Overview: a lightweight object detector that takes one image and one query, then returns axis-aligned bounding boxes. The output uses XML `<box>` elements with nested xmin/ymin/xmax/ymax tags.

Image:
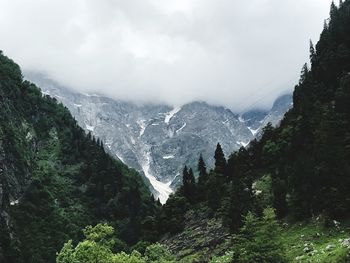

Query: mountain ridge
<box><xmin>25</xmin><ymin>72</ymin><xmax>292</xmax><ymax>203</ymax></box>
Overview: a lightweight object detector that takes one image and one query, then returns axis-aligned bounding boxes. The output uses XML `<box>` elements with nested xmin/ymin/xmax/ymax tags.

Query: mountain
<box><xmin>25</xmin><ymin>72</ymin><xmax>292</xmax><ymax>203</ymax></box>
<box><xmin>241</xmin><ymin>94</ymin><xmax>293</xmax><ymax>137</ymax></box>
<box><xmin>0</xmin><ymin>52</ymin><xmax>157</xmax><ymax>263</ymax></box>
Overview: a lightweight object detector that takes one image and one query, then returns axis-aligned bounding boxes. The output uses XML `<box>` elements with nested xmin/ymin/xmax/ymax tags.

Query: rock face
<box><xmin>25</xmin><ymin>72</ymin><xmax>292</xmax><ymax>203</ymax></box>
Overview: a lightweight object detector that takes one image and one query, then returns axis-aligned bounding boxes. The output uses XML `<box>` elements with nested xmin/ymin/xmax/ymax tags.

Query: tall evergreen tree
<box><xmin>197</xmin><ymin>154</ymin><xmax>208</xmax><ymax>185</ymax></box>
<box><xmin>309</xmin><ymin>40</ymin><xmax>316</xmax><ymax>64</ymax></box>
<box><xmin>214</xmin><ymin>143</ymin><xmax>226</xmax><ymax>175</ymax></box>
<box><xmin>182</xmin><ymin>166</ymin><xmax>196</xmax><ymax>203</ymax></box>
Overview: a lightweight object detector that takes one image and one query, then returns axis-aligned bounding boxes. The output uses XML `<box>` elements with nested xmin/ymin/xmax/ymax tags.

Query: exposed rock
<box><xmin>25</xmin><ymin>72</ymin><xmax>292</xmax><ymax>202</ymax></box>
<box><xmin>340</xmin><ymin>238</ymin><xmax>350</xmax><ymax>249</ymax></box>
<box><xmin>325</xmin><ymin>244</ymin><xmax>335</xmax><ymax>251</ymax></box>
<box><xmin>161</xmin><ymin>210</ymin><xmax>231</xmax><ymax>262</ymax></box>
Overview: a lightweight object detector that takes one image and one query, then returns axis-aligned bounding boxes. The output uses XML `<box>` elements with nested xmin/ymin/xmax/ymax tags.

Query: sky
<box><xmin>0</xmin><ymin>0</ymin><xmax>333</xmax><ymax>112</ymax></box>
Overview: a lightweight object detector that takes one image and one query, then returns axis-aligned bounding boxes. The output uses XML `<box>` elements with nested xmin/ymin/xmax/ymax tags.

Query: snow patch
<box><xmin>142</xmin><ymin>152</ymin><xmax>173</xmax><ymax>204</ymax></box>
<box><xmin>41</xmin><ymin>90</ymin><xmax>63</xmax><ymax>99</ymax></box>
<box><xmin>176</xmin><ymin>123</ymin><xmax>187</xmax><ymax>133</ymax></box>
<box><xmin>137</xmin><ymin>120</ymin><xmax>147</xmax><ymax>137</ymax></box>
<box><xmin>53</xmin><ymin>94</ymin><xmax>63</xmax><ymax>99</ymax></box>
<box><xmin>105</xmin><ymin>140</ymin><xmax>113</xmax><ymax>150</ymax></box>
<box><xmin>86</xmin><ymin>124</ymin><xmax>95</xmax><ymax>132</ymax></box>
<box><xmin>42</xmin><ymin>90</ymin><xmax>51</xmax><ymax>96</ymax></box>
<box><xmin>116</xmin><ymin>154</ymin><xmax>124</xmax><ymax>163</ymax></box>
<box><xmin>164</xmin><ymin>107</ymin><xmax>181</xmax><ymax>124</ymax></box>
<box><xmin>237</xmin><ymin>141</ymin><xmax>249</xmax><ymax>148</ymax></box>
<box><xmin>222</xmin><ymin>119</ymin><xmax>229</xmax><ymax>124</ymax></box>
<box><xmin>82</xmin><ymin>93</ymin><xmax>100</xmax><ymax>97</ymax></box>
<box><xmin>239</xmin><ymin>116</ymin><xmax>245</xmax><ymax>123</ymax></box>
<box><xmin>74</xmin><ymin>103</ymin><xmax>82</xmax><ymax>107</ymax></box>
<box><xmin>248</xmin><ymin>127</ymin><xmax>259</xmax><ymax>136</ymax></box>
<box><xmin>163</xmin><ymin>155</ymin><xmax>174</xmax><ymax>159</ymax></box>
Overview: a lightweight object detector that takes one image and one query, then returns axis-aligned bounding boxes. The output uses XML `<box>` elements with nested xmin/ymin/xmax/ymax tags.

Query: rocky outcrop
<box><xmin>161</xmin><ymin>210</ymin><xmax>231</xmax><ymax>262</ymax></box>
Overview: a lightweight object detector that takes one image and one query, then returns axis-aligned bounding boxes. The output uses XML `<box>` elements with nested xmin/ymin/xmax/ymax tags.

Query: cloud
<box><xmin>0</xmin><ymin>0</ymin><xmax>332</xmax><ymax>111</ymax></box>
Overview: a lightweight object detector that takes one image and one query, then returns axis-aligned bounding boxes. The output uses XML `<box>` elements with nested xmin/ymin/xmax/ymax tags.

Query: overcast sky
<box><xmin>0</xmin><ymin>0</ymin><xmax>333</xmax><ymax>112</ymax></box>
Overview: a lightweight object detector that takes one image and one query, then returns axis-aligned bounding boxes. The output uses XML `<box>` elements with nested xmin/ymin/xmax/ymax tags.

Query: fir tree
<box><xmin>214</xmin><ymin>143</ymin><xmax>226</xmax><ymax>175</ymax></box>
<box><xmin>197</xmin><ymin>154</ymin><xmax>208</xmax><ymax>186</ymax></box>
<box><xmin>182</xmin><ymin>166</ymin><xmax>196</xmax><ymax>203</ymax></box>
<box><xmin>233</xmin><ymin>209</ymin><xmax>287</xmax><ymax>263</ymax></box>
<box><xmin>299</xmin><ymin>63</ymin><xmax>309</xmax><ymax>84</ymax></box>
<box><xmin>309</xmin><ymin>40</ymin><xmax>315</xmax><ymax>64</ymax></box>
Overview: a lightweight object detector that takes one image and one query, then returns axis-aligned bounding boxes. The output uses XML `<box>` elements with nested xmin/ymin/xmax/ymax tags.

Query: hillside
<box><xmin>0</xmin><ymin>52</ymin><xmax>157</xmax><ymax>263</ymax></box>
<box><xmin>155</xmin><ymin>1</ymin><xmax>350</xmax><ymax>262</ymax></box>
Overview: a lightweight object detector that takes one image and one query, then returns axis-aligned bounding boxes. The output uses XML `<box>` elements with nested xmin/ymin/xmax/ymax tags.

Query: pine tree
<box><xmin>188</xmin><ymin>168</ymin><xmax>196</xmax><ymax>187</ymax></box>
<box><xmin>330</xmin><ymin>1</ymin><xmax>338</xmax><ymax>18</ymax></box>
<box><xmin>182</xmin><ymin>166</ymin><xmax>196</xmax><ymax>203</ymax></box>
<box><xmin>182</xmin><ymin>165</ymin><xmax>189</xmax><ymax>186</ymax></box>
<box><xmin>299</xmin><ymin>63</ymin><xmax>309</xmax><ymax>84</ymax></box>
<box><xmin>207</xmin><ymin>172</ymin><xmax>222</xmax><ymax>212</ymax></box>
<box><xmin>223</xmin><ymin>180</ymin><xmax>247</xmax><ymax>232</ymax></box>
<box><xmin>197</xmin><ymin>154</ymin><xmax>208</xmax><ymax>185</ymax></box>
<box><xmin>309</xmin><ymin>40</ymin><xmax>315</xmax><ymax>63</ymax></box>
<box><xmin>197</xmin><ymin>154</ymin><xmax>208</xmax><ymax>202</ymax></box>
<box><xmin>233</xmin><ymin>209</ymin><xmax>287</xmax><ymax>263</ymax></box>
<box><xmin>214</xmin><ymin>143</ymin><xmax>226</xmax><ymax>175</ymax></box>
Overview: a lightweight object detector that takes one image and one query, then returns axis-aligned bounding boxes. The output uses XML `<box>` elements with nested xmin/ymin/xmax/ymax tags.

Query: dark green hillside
<box><xmin>0</xmin><ymin>52</ymin><xmax>158</xmax><ymax>263</ymax></box>
<box><xmin>155</xmin><ymin>1</ymin><xmax>350</xmax><ymax>262</ymax></box>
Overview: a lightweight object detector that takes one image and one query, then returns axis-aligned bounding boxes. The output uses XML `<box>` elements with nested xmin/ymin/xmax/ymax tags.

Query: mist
<box><xmin>0</xmin><ymin>0</ymin><xmax>333</xmax><ymax>111</ymax></box>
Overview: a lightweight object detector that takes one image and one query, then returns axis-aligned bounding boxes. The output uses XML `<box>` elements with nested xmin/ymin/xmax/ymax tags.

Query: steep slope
<box><xmin>0</xmin><ymin>52</ymin><xmax>157</xmax><ymax>263</ymax></box>
<box><xmin>25</xmin><ymin>72</ymin><xmax>292</xmax><ymax>203</ymax></box>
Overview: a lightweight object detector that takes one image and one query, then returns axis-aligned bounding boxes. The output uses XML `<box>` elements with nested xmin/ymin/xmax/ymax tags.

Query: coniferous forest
<box><xmin>1</xmin><ymin>1</ymin><xmax>350</xmax><ymax>262</ymax></box>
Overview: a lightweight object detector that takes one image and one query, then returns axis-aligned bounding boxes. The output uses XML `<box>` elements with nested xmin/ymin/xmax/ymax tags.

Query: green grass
<box><xmin>279</xmin><ymin>220</ymin><xmax>350</xmax><ymax>262</ymax></box>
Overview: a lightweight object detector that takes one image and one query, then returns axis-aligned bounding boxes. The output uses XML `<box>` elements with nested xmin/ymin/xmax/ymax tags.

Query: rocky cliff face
<box><xmin>26</xmin><ymin>72</ymin><xmax>292</xmax><ymax>203</ymax></box>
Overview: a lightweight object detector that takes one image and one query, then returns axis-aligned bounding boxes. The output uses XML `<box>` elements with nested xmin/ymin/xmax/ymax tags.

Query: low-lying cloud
<box><xmin>0</xmin><ymin>0</ymin><xmax>332</xmax><ymax>111</ymax></box>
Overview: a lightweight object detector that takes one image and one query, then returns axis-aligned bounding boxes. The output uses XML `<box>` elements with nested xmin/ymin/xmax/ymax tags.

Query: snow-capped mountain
<box><xmin>25</xmin><ymin>72</ymin><xmax>292</xmax><ymax>203</ymax></box>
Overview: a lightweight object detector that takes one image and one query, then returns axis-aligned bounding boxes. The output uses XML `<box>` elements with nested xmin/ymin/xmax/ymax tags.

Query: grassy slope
<box><xmin>162</xmin><ymin>211</ymin><xmax>350</xmax><ymax>263</ymax></box>
<box><xmin>280</xmin><ymin>220</ymin><xmax>350</xmax><ymax>263</ymax></box>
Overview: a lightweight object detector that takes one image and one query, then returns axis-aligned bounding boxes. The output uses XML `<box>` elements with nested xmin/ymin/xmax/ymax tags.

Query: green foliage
<box><xmin>210</xmin><ymin>251</ymin><xmax>234</xmax><ymax>263</ymax></box>
<box><xmin>232</xmin><ymin>208</ymin><xmax>287</xmax><ymax>263</ymax></box>
<box><xmin>113</xmin><ymin>251</ymin><xmax>145</xmax><ymax>263</ymax></box>
<box><xmin>278</xmin><ymin>219</ymin><xmax>350</xmax><ymax>263</ymax></box>
<box><xmin>144</xmin><ymin>243</ymin><xmax>176</xmax><ymax>263</ymax></box>
<box><xmin>56</xmin><ymin>224</ymin><xmax>174</xmax><ymax>263</ymax></box>
<box><xmin>157</xmin><ymin>195</ymin><xmax>189</xmax><ymax>235</ymax></box>
<box><xmin>0</xmin><ymin>51</ymin><xmax>157</xmax><ymax>263</ymax></box>
<box><xmin>83</xmin><ymin>223</ymin><xmax>115</xmax><ymax>248</ymax></box>
<box><xmin>57</xmin><ymin>224</ymin><xmax>118</xmax><ymax>263</ymax></box>
<box><xmin>182</xmin><ymin>166</ymin><xmax>197</xmax><ymax>203</ymax></box>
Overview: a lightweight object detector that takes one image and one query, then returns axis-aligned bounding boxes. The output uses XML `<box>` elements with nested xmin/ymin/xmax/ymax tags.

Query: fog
<box><xmin>0</xmin><ymin>0</ymin><xmax>333</xmax><ymax>111</ymax></box>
